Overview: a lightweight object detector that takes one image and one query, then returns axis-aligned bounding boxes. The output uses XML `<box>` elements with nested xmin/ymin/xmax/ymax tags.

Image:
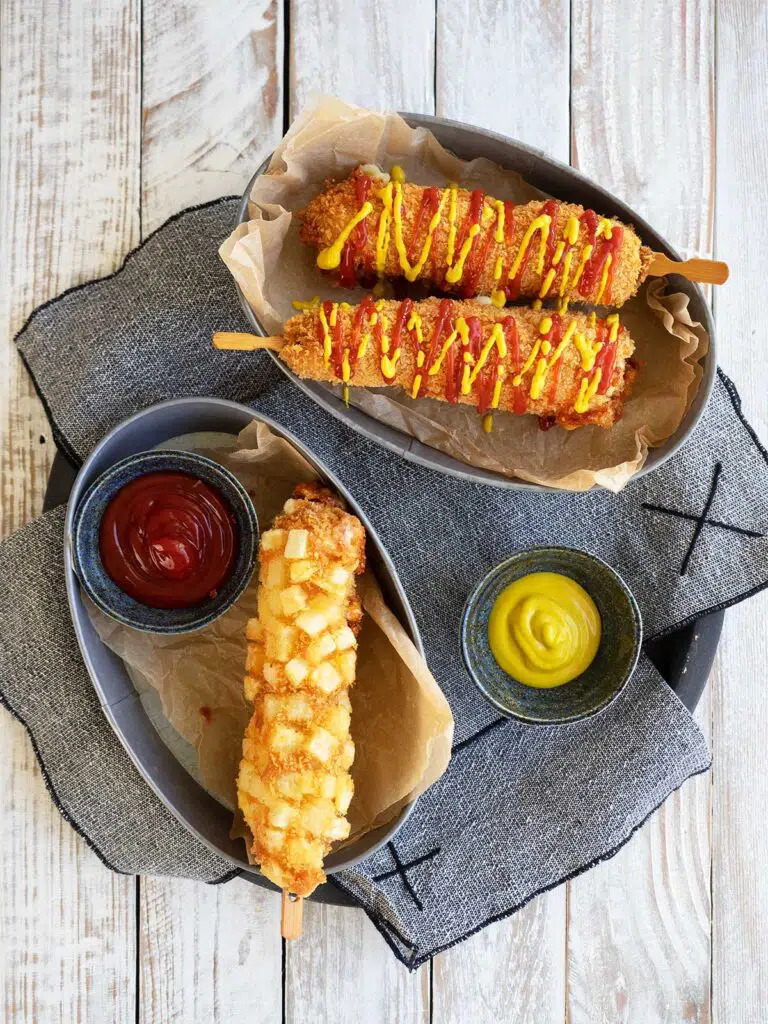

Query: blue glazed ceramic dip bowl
<box><xmin>72</xmin><ymin>449</ymin><xmax>258</xmax><ymax>634</ymax></box>
<box><xmin>461</xmin><ymin>547</ymin><xmax>642</xmax><ymax>724</ymax></box>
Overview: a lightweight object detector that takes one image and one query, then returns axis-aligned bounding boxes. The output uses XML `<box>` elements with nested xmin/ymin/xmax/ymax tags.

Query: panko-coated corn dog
<box><xmin>299</xmin><ymin>166</ymin><xmax>653</xmax><ymax>308</ymax></box>
<box><xmin>237</xmin><ymin>483</ymin><xmax>365</xmax><ymax>897</ymax></box>
<box><xmin>279</xmin><ymin>296</ymin><xmax>635</xmax><ymax>431</ymax></box>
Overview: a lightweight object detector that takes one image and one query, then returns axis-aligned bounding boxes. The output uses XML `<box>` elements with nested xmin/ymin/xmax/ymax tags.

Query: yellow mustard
<box><xmin>488</xmin><ymin>572</ymin><xmax>601</xmax><ymax>688</ymax></box>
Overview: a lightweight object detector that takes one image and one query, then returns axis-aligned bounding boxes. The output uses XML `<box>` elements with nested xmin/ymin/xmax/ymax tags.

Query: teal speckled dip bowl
<box><xmin>461</xmin><ymin>547</ymin><xmax>642</xmax><ymax>725</ymax></box>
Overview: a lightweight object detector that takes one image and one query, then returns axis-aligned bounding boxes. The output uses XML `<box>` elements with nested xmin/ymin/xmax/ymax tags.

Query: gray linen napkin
<box><xmin>4</xmin><ymin>198</ymin><xmax>767</xmax><ymax>967</ymax></box>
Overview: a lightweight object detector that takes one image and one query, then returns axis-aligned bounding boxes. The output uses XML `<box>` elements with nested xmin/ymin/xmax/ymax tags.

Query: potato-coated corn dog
<box><xmin>237</xmin><ymin>483</ymin><xmax>365</xmax><ymax>897</ymax></box>
<box><xmin>279</xmin><ymin>297</ymin><xmax>635</xmax><ymax>430</ymax></box>
<box><xmin>299</xmin><ymin>166</ymin><xmax>653</xmax><ymax>308</ymax></box>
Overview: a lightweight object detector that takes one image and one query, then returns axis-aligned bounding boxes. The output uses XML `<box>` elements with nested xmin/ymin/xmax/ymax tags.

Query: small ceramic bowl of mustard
<box><xmin>461</xmin><ymin>547</ymin><xmax>642</xmax><ymax>725</ymax></box>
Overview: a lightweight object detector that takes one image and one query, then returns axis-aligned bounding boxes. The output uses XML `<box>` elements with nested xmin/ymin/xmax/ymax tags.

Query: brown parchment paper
<box><xmin>85</xmin><ymin>422</ymin><xmax>454</xmax><ymax>848</ymax></box>
<box><xmin>220</xmin><ymin>95</ymin><xmax>709</xmax><ymax>492</ymax></box>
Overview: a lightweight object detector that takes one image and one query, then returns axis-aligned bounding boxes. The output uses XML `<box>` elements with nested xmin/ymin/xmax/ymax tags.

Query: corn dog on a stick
<box><xmin>237</xmin><ymin>482</ymin><xmax>366</xmax><ymax>897</ymax></box>
<box><xmin>276</xmin><ymin>296</ymin><xmax>635</xmax><ymax>431</ymax></box>
<box><xmin>299</xmin><ymin>166</ymin><xmax>654</xmax><ymax>308</ymax></box>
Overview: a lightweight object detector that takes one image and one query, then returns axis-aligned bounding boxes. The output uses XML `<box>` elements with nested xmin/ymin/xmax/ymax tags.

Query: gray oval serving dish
<box><xmin>64</xmin><ymin>397</ymin><xmax>422</xmax><ymax>898</ymax></box>
<box><xmin>235</xmin><ymin>112</ymin><xmax>715</xmax><ymax>492</ymax></box>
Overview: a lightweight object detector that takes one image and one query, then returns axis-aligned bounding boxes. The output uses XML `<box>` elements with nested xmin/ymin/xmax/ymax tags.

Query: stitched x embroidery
<box><xmin>372</xmin><ymin>842</ymin><xmax>440</xmax><ymax>911</ymax></box>
<box><xmin>642</xmin><ymin>462</ymin><xmax>764</xmax><ymax>576</ymax></box>
<box><xmin>452</xmin><ymin>717</ymin><xmax>506</xmax><ymax>753</ymax></box>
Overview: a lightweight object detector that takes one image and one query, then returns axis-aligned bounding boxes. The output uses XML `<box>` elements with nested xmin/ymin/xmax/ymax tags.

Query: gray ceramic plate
<box><xmin>63</xmin><ymin>397</ymin><xmax>423</xmax><ymax>896</ymax></box>
<box><xmin>235</xmin><ymin>112</ymin><xmax>715</xmax><ymax>492</ymax></box>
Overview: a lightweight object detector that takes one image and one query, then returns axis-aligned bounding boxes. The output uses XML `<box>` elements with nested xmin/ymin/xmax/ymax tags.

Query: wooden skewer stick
<box><xmin>647</xmin><ymin>253</ymin><xmax>729</xmax><ymax>285</ymax></box>
<box><xmin>213</xmin><ymin>331</ymin><xmax>284</xmax><ymax>352</ymax></box>
<box><xmin>281</xmin><ymin>890</ymin><xmax>304</xmax><ymax>940</ymax></box>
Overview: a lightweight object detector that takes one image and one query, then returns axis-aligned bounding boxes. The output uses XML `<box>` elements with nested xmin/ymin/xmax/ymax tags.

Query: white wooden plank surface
<box><xmin>289</xmin><ymin>0</ymin><xmax>436</xmax><ymax>119</ymax></box>
<box><xmin>712</xmin><ymin>1</ymin><xmax>768</xmax><ymax>1017</ymax></box>
<box><xmin>141</xmin><ymin>0</ymin><xmax>283</xmax><ymax>234</ymax></box>
<box><xmin>0</xmin><ymin>1</ymin><xmax>140</xmax><ymax>1021</ymax></box>
<box><xmin>567</xmin><ymin>2</ymin><xmax>715</xmax><ymax>1021</ymax></box>
<box><xmin>285</xmin><ymin>3</ymin><xmax>435</xmax><ymax>1018</ymax></box>
<box><xmin>139</xmin><ymin>877</ymin><xmax>281</xmax><ymax>1024</ymax></box>
<box><xmin>436</xmin><ymin>0</ymin><xmax>571</xmax><ymax>163</ymax></box>
<box><xmin>432</xmin><ymin>4</ymin><xmax>570</xmax><ymax>1019</ymax></box>
<box><xmin>286</xmin><ymin>901</ymin><xmax>430</xmax><ymax>1024</ymax></box>
<box><xmin>137</xmin><ymin>3</ymin><xmax>284</xmax><ymax>1019</ymax></box>
<box><xmin>3</xmin><ymin>0</ymin><xmax>768</xmax><ymax>1020</ymax></box>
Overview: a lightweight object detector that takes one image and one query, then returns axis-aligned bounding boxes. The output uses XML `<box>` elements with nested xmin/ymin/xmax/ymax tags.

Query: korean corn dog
<box><xmin>237</xmin><ymin>483</ymin><xmax>365</xmax><ymax>897</ymax></box>
<box><xmin>299</xmin><ymin>166</ymin><xmax>653</xmax><ymax>308</ymax></box>
<box><xmin>279</xmin><ymin>297</ymin><xmax>635</xmax><ymax>430</ymax></box>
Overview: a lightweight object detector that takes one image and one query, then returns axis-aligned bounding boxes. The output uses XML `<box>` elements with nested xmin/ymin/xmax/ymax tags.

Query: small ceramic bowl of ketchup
<box><xmin>72</xmin><ymin>450</ymin><xmax>258</xmax><ymax>633</ymax></box>
<box><xmin>461</xmin><ymin>547</ymin><xmax>642</xmax><ymax>725</ymax></box>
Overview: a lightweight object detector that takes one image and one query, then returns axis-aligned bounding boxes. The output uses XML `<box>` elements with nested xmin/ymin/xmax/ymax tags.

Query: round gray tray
<box><xmin>46</xmin><ymin>451</ymin><xmax>722</xmax><ymax>906</ymax></box>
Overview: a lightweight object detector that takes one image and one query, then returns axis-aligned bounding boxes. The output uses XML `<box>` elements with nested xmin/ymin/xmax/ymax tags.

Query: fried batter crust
<box><xmin>299</xmin><ymin>168</ymin><xmax>653</xmax><ymax>307</ymax></box>
<box><xmin>279</xmin><ymin>297</ymin><xmax>635</xmax><ymax>430</ymax></box>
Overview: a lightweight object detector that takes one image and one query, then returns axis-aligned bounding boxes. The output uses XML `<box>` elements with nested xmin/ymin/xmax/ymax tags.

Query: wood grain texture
<box><xmin>712</xmin><ymin>2</ymin><xmax>768</xmax><ymax>1017</ymax></box>
<box><xmin>567</xmin><ymin>699</ymin><xmax>712</xmax><ymax>1024</ymax></box>
<box><xmin>138</xmin><ymin>877</ymin><xmax>281</xmax><ymax>1023</ymax></box>
<box><xmin>432</xmin><ymin>896</ymin><xmax>566</xmax><ymax>1024</ymax></box>
<box><xmin>289</xmin><ymin>0</ymin><xmax>436</xmax><ymax>119</ymax></box>
<box><xmin>0</xmin><ymin>0</ymin><xmax>140</xmax><ymax>1021</ymax></box>
<box><xmin>285</xmin><ymin>900</ymin><xmax>429</xmax><ymax>1024</ymax></box>
<box><xmin>435</xmin><ymin>0</ymin><xmax>570</xmax><ymax>161</ymax></box>
<box><xmin>136</xmin><ymin>4</ymin><xmax>286</xmax><ymax>1018</ymax></box>
<box><xmin>431</xmin><ymin>6</ymin><xmax>569</xmax><ymax>1018</ymax></box>
<box><xmin>567</xmin><ymin>2</ymin><xmax>715</xmax><ymax>1021</ymax></box>
<box><xmin>141</xmin><ymin>0</ymin><xmax>283</xmax><ymax>234</ymax></box>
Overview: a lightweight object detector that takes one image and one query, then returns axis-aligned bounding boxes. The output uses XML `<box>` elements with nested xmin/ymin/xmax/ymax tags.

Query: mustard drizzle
<box><xmin>316</xmin><ymin>168</ymin><xmax>625</xmax><ymax>311</ymax></box>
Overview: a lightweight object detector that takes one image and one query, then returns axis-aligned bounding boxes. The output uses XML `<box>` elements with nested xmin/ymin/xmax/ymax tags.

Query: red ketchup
<box><xmin>99</xmin><ymin>472</ymin><xmax>237</xmax><ymax>609</ymax></box>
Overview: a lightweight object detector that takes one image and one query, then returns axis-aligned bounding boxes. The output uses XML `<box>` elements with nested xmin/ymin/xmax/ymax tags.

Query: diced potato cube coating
<box><xmin>334</xmin><ymin>626</ymin><xmax>356</xmax><ymax>651</ymax></box>
<box><xmin>262</xmin><ymin>662</ymin><xmax>280</xmax><ymax>687</ymax></box>
<box><xmin>262</xmin><ymin>694</ymin><xmax>282</xmax><ymax>720</ymax></box>
<box><xmin>311</xmin><ymin>662</ymin><xmax>341</xmax><ymax>695</ymax></box>
<box><xmin>280</xmin><ymin>585</ymin><xmax>308</xmax><ymax>617</ymax></box>
<box><xmin>318</xmin><ymin>774</ymin><xmax>336</xmax><ymax>799</ymax></box>
<box><xmin>289</xmin><ymin>560</ymin><xmax>316</xmax><ymax>583</ymax></box>
<box><xmin>328</xmin><ymin>567</ymin><xmax>350</xmax><ymax>587</ymax></box>
<box><xmin>296</xmin><ymin>609</ymin><xmax>328</xmax><ymax>637</ymax></box>
<box><xmin>335</xmin><ymin>775</ymin><xmax>354</xmax><ymax>814</ymax></box>
<box><xmin>261</xmin><ymin>829</ymin><xmax>286</xmax><ymax>852</ymax></box>
<box><xmin>263</xmin><ymin>557</ymin><xmax>287</xmax><ymax>590</ymax></box>
<box><xmin>286</xmin><ymin>836</ymin><xmax>324</xmax><ymax>869</ymax></box>
<box><xmin>238</xmin><ymin>485</ymin><xmax>365</xmax><ymax>897</ymax></box>
<box><xmin>260</xmin><ymin>528</ymin><xmax>286</xmax><ymax>552</ymax></box>
<box><xmin>285</xmin><ymin>658</ymin><xmax>310</xmax><ymax>687</ymax></box>
<box><xmin>337</xmin><ymin>650</ymin><xmax>357</xmax><ymax>684</ymax></box>
<box><xmin>269</xmin><ymin>801</ymin><xmax>297</xmax><ymax>829</ymax></box>
<box><xmin>285</xmin><ymin>695</ymin><xmax>313</xmax><ymax>721</ymax></box>
<box><xmin>270</xmin><ymin>723</ymin><xmax>302</xmax><ymax>752</ymax></box>
<box><xmin>307</xmin><ymin>727</ymin><xmax>338</xmax><ymax>763</ymax></box>
<box><xmin>284</xmin><ymin>528</ymin><xmax>309</xmax><ymax>559</ymax></box>
<box><xmin>322</xmin><ymin>703</ymin><xmax>351</xmax><ymax>739</ymax></box>
<box><xmin>265</xmin><ymin>625</ymin><xmax>296</xmax><ymax>663</ymax></box>
<box><xmin>307</xmin><ymin>633</ymin><xmax>336</xmax><ymax>665</ymax></box>
<box><xmin>303</xmin><ymin>798</ymin><xmax>336</xmax><ymax>837</ymax></box>
<box><xmin>245</xmin><ymin>644</ymin><xmax>264</xmax><ymax>674</ymax></box>
<box><xmin>327</xmin><ymin>816</ymin><xmax>351</xmax><ymax>841</ymax></box>
<box><xmin>246</xmin><ymin>618</ymin><xmax>263</xmax><ymax>641</ymax></box>
<box><xmin>243</xmin><ymin>674</ymin><xmax>259</xmax><ymax>701</ymax></box>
